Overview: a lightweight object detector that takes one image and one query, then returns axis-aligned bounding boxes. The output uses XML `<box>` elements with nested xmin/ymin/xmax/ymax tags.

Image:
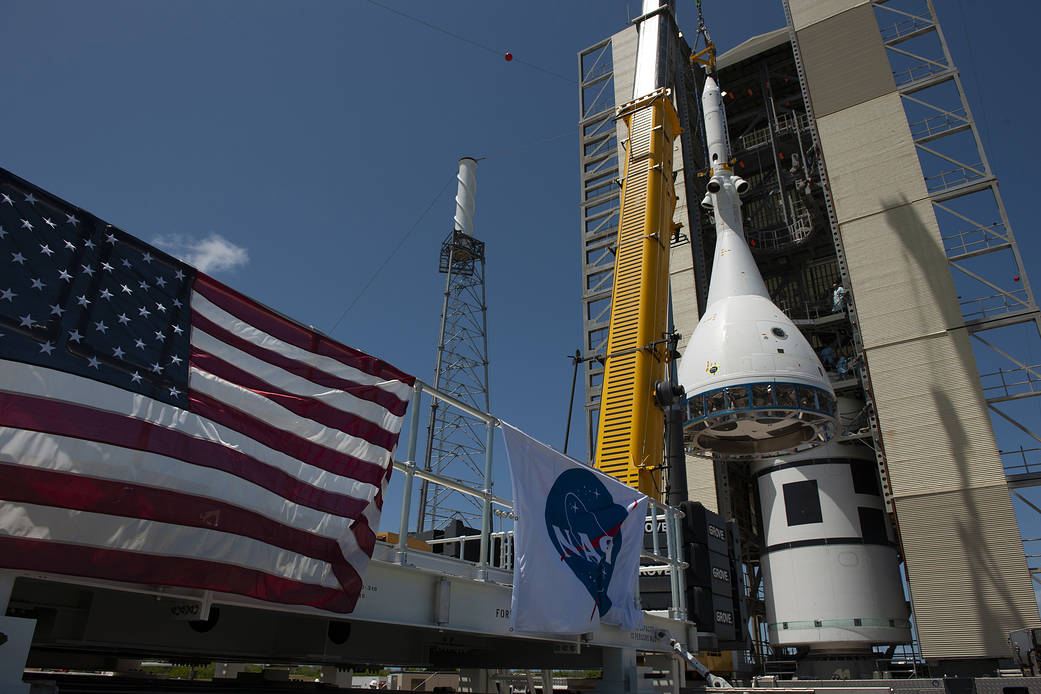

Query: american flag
<box><xmin>0</xmin><ymin>167</ymin><xmax>414</xmax><ymax>613</ymax></box>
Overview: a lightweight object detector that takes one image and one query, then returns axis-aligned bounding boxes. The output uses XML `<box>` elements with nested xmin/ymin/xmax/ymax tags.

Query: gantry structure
<box><xmin>578</xmin><ymin>0</ymin><xmax>1041</xmax><ymax>672</ymax></box>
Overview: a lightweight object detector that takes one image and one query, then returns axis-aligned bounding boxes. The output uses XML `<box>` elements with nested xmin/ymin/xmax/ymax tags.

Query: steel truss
<box><xmin>872</xmin><ymin>0</ymin><xmax>1041</xmax><ymax>589</ymax></box>
<box><xmin>417</xmin><ymin>229</ymin><xmax>491</xmax><ymax>532</ymax></box>
<box><xmin>578</xmin><ymin>37</ymin><xmax>621</xmax><ymax>461</ymax></box>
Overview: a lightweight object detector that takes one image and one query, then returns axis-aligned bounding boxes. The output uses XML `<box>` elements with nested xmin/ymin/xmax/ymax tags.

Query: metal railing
<box><xmin>941</xmin><ymin>221</ymin><xmax>1007</xmax><ymax>258</ymax></box>
<box><xmin>924</xmin><ymin>162</ymin><xmax>985</xmax><ymax>193</ymax></box>
<box><xmin>1002</xmin><ymin>447</ymin><xmax>1041</xmax><ymax>477</ymax></box>
<box><xmin>892</xmin><ymin>61</ymin><xmax>950</xmax><ymax>88</ymax></box>
<box><xmin>981</xmin><ymin>365</ymin><xmax>1041</xmax><ymax>402</ymax></box>
<box><xmin>909</xmin><ymin>108</ymin><xmax>967</xmax><ymax>140</ymax></box>
<box><xmin>959</xmin><ymin>289</ymin><xmax>1031</xmax><ymax>322</ymax></box>
<box><xmin>391</xmin><ymin>380</ymin><xmax>690</xmax><ymax>619</ymax></box>
<box><xmin>879</xmin><ymin>17</ymin><xmax>933</xmax><ymax>44</ymax></box>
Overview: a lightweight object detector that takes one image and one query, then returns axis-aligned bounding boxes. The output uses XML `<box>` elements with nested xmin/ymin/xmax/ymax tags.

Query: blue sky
<box><xmin>3</xmin><ymin>1</ymin><xmax>1040</xmax><ymax>536</ymax></box>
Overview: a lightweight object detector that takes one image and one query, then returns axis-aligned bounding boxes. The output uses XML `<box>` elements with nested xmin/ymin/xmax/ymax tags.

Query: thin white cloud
<box><xmin>153</xmin><ymin>233</ymin><xmax>249</xmax><ymax>274</ymax></box>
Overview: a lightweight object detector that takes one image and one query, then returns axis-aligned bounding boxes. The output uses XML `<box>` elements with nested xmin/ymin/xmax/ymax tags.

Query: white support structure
<box><xmin>0</xmin><ymin>573</ymin><xmax>32</xmax><ymax>694</ymax></box>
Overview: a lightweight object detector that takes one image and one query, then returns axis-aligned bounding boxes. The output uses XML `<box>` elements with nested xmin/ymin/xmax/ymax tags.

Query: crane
<box><xmin>592</xmin><ymin>1</ymin><xmax>681</xmax><ymax>498</ymax></box>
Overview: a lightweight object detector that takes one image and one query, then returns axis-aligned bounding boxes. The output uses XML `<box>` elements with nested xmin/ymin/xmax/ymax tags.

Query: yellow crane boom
<box><xmin>593</xmin><ymin>88</ymin><xmax>681</xmax><ymax>497</ymax></box>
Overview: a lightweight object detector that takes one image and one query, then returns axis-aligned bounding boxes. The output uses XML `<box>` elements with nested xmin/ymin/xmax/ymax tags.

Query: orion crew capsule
<box><xmin>676</xmin><ymin>77</ymin><xmax>837</xmax><ymax>458</ymax></box>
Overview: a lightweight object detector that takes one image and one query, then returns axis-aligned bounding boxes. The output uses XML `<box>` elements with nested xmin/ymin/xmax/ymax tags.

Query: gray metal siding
<box><xmin>896</xmin><ymin>487</ymin><xmax>1039</xmax><ymax>659</ymax></box>
<box><xmin>795</xmin><ymin>4</ymin><xmax>895</xmax><ymax>118</ymax></box>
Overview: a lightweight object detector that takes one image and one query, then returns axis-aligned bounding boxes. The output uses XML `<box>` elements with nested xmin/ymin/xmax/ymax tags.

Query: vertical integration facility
<box><xmin>577</xmin><ymin>0</ymin><xmax>1041</xmax><ymax>673</ymax></box>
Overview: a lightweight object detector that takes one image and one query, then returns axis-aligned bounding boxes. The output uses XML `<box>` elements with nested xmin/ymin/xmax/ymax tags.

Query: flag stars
<box><xmin>151</xmin><ymin>362</ymin><xmax>162</xmax><ymax>373</ymax></box>
<box><xmin>134</xmin><ymin>338</ymin><xmax>146</xmax><ymax>350</ymax></box>
<box><xmin>20</xmin><ymin>219</ymin><xmax>33</xmax><ymax>230</ymax></box>
<box><xmin>172</xmin><ymin>298</ymin><xmax>183</xmax><ymax>308</ymax></box>
<box><xmin>156</xmin><ymin>303</ymin><xmax>167</xmax><ymax>313</ymax></box>
<box><xmin>81</xmin><ymin>264</ymin><xmax>95</xmax><ymax>277</ymax></box>
<box><xmin>64</xmin><ymin>240</ymin><xmax>76</xmax><ymax>251</ymax></box>
<box><xmin>154</xmin><ymin>331</ymin><xmax>166</xmax><ymax>342</ymax></box>
<box><xmin>120</xmin><ymin>284</ymin><xmax>133</xmax><ymax>295</ymax></box>
<box><xmin>139</xmin><ymin>280</ymin><xmax>150</xmax><ymax>290</ymax></box>
<box><xmin>87</xmin><ymin>356</ymin><xmax>101</xmax><ymax>370</ymax></box>
<box><xmin>116</xmin><ymin>313</ymin><xmax>130</xmax><ymax>325</ymax></box>
<box><xmin>39</xmin><ymin>341</ymin><xmax>54</xmax><ymax>355</ymax></box>
<box><xmin>113</xmin><ymin>346</ymin><xmax>125</xmax><ymax>359</ymax></box>
<box><xmin>30</xmin><ymin>278</ymin><xmax>45</xmax><ymax>290</ymax></box>
<box><xmin>105</xmin><ymin>233</ymin><xmax>117</xmax><ymax>244</ymax></box>
<box><xmin>24</xmin><ymin>193</ymin><xmax>37</xmax><ymax>205</ymax></box>
<box><xmin>68</xmin><ymin>329</ymin><xmax>83</xmax><ymax>343</ymax></box>
<box><xmin>43</xmin><ymin>217</ymin><xmax>56</xmax><ymax>229</ymax></box>
<box><xmin>168</xmin><ymin>386</ymin><xmax>180</xmax><ymax>397</ymax></box>
<box><xmin>95</xmin><ymin>321</ymin><xmax>109</xmax><ymax>334</ymax></box>
<box><xmin>11</xmin><ymin>252</ymin><xmax>26</xmax><ymax>264</ymax></box>
<box><xmin>99</xmin><ymin>288</ymin><xmax>113</xmax><ymax>300</ymax></box>
<box><xmin>40</xmin><ymin>244</ymin><xmax>53</xmax><ymax>257</ymax></box>
<box><xmin>83</xmin><ymin>239</ymin><xmax>95</xmax><ymax>249</ymax></box>
<box><xmin>142</xmin><ymin>252</ymin><xmax>153</xmax><ymax>263</ymax></box>
<box><xmin>121</xmin><ymin>258</ymin><xmax>132</xmax><ymax>269</ymax></box>
<box><xmin>19</xmin><ymin>314</ymin><xmax>36</xmax><ymax>328</ymax></box>
<box><xmin>0</xmin><ymin>227</ymin><xmax>6</xmax><ymax>239</ymax></box>
<box><xmin>138</xmin><ymin>306</ymin><xmax>151</xmax><ymax>317</ymax></box>
<box><xmin>170</xmin><ymin>355</ymin><xmax>183</xmax><ymax>366</ymax></box>
<box><xmin>76</xmin><ymin>295</ymin><xmax>91</xmax><ymax>308</ymax></box>
<box><xmin>0</xmin><ymin>289</ymin><xmax>15</xmax><ymax>302</ymax></box>
<box><xmin>155</xmin><ymin>276</ymin><xmax>167</xmax><ymax>288</ymax></box>
<box><xmin>58</xmin><ymin>269</ymin><xmax>72</xmax><ymax>282</ymax></box>
<box><xmin>66</xmin><ymin>214</ymin><xmax>79</xmax><ymax>226</ymax></box>
<box><xmin>130</xmin><ymin>371</ymin><xmax>142</xmax><ymax>384</ymax></box>
<box><xmin>101</xmin><ymin>261</ymin><xmax>113</xmax><ymax>272</ymax></box>
<box><xmin>50</xmin><ymin>304</ymin><xmax>65</xmax><ymax>317</ymax></box>
<box><xmin>1</xmin><ymin>194</ymin><xmax>13</xmax><ymax>205</ymax></box>
<box><xmin>171</xmin><ymin>324</ymin><xmax>183</xmax><ymax>335</ymax></box>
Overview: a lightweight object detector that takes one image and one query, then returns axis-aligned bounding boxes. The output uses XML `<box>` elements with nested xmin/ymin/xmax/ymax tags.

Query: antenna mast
<box><xmin>417</xmin><ymin>157</ymin><xmax>492</xmax><ymax>532</ymax></box>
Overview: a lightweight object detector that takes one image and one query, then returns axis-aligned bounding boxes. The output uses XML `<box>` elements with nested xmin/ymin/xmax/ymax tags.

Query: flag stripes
<box><xmin>0</xmin><ymin>366</ymin><xmax>383</xmax><ymax>503</ymax></box>
<box><xmin>0</xmin><ymin>425</ymin><xmax>375</xmax><ymax>535</ymax></box>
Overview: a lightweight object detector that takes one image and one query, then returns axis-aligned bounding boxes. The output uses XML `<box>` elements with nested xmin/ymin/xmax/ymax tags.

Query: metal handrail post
<box><xmin>650</xmin><ymin>500</ymin><xmax>662</xmax><ymax>558</ymax></box>
<box><xmin>477</xmin><ymin>419</ymin><xmax>496</xmax><ymax>580</ymax></box>
<box><xmin>664</xmin><ymin>505</ymin><xmax>681</xmax><ymax>619</ymax></box>
<box><xmin>397</xmin><ymin>382</ymin><xmax>424</xmax><ymax>563</ymax></box>
<box><xmin>672</xmin><ymin>507</ymin><xmax>688</xmax><ymax>620</ymax></box>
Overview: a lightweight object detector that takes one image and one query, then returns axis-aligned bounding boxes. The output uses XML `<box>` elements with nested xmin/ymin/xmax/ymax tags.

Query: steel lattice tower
<box><xmin>417</xmin><ymin>158</ymin><xmax>491</xmax><ymax>532</ymax></box>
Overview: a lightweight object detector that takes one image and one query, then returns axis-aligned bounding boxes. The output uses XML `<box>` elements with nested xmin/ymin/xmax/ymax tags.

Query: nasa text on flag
<box><xmin>0</xmin><ymin>167</ymin><xmax>413</xmax><ymax>614</ymax></box>
<box><xmin>502</xmin><ymin>423</ymin><xmax>647</xmax><ymax>634</ymax></box>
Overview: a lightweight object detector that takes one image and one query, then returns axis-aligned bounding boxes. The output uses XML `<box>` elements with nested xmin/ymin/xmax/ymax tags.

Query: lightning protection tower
<box><xmin>417</xmin><ymin>157</ymin><xmax>491</xmax><ymax>532</ymax></box>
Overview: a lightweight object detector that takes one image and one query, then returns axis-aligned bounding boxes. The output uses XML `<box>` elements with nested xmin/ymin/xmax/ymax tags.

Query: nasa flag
<box><xmin>502</xmin><ymin>424</ymin><xmax>648</xmax><ymax>634</ymax></box>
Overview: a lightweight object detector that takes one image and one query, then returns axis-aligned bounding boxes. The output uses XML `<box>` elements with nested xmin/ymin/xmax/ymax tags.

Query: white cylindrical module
<box><xmin>702</xmin><ymin>77</ymin><xmax>729</xmax><ymax>173</ymax></box>
<box><xmin>753</xmin><ymin>439</ymin><xmax>911</xmax><ymax>651</ymax></box>
<box><xmin>453</xmin><ymin>157</ymin><xmax>478</xmax><ymax>237</ymax></box>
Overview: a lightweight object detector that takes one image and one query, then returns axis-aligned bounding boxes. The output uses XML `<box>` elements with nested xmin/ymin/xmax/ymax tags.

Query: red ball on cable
<box><xmin>504</xmin><ymin>51</ymin><xmax>513</xmax><ymax>62</ymax></box>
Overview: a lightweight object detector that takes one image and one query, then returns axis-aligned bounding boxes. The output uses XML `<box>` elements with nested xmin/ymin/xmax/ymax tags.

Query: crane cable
<box><xmin>689</xmin><ymin>0</ymin><xmax>716</xmax><ymax>75</ymax></box>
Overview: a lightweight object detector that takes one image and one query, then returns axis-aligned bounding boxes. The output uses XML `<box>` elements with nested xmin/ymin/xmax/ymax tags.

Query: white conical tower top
<box><xmin>453</xmin><ymin>157</ymin><xmax>477</xmax><ymax>236</ymax></box>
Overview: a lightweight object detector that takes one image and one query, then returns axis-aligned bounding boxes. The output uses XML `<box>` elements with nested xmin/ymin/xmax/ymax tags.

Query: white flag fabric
<box><xmin>502</xmin><ymin>423</ymin><xmax>648</xmax><ymax>634</ymax></box>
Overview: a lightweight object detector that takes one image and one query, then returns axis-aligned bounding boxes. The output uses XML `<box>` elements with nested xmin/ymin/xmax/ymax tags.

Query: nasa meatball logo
<box><xmin>545</xmin><ymin>468</ymin><xmax>626</xmax><ymax>618</ymax></box>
